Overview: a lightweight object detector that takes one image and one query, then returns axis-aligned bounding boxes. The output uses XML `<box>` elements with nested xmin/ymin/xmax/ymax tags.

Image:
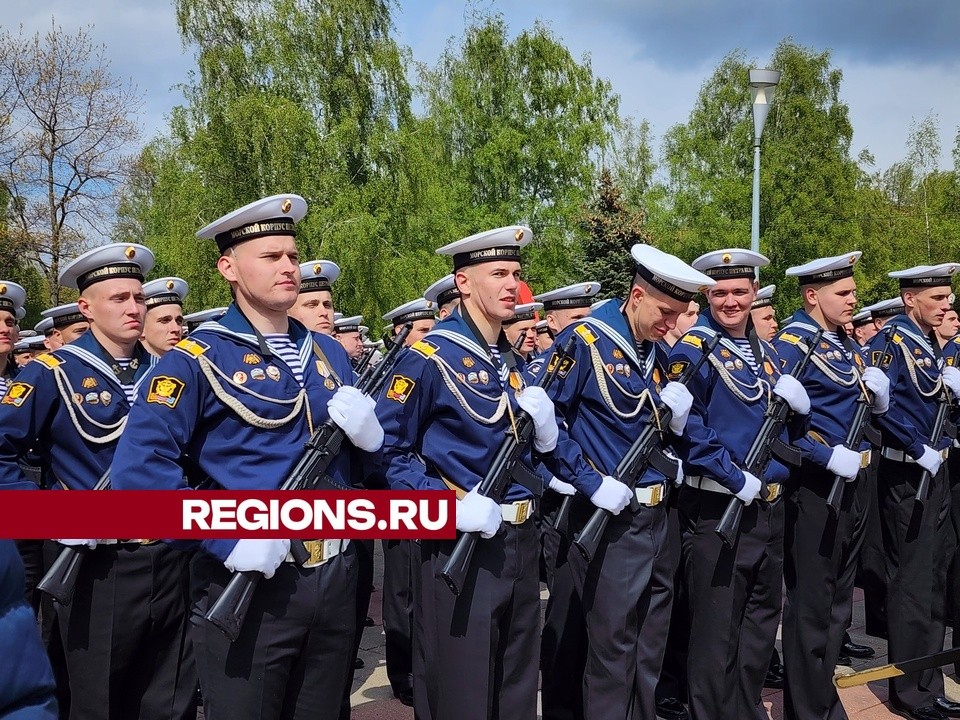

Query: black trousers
<box><xmin>947</xmin><ymin>449</ymin><xmax>960</xmax><ymax>676</ymax></box>
<box><xmin>56</xmin><ymin>543</ymin><xmax>196</xmax><ymax>720</ymax></box>
<box><xmin>381</xmin><ymin>538</ymin><xmax>415</xmax><ymax>697</ymax></box>
<box><xmin>338</xmin><ymin>538</ymin><xmax>374</xmax><ymax>720</ymax></box>
<box><xmin>678</xmin><ymin>487</ymin><xmax>783</xmax><ymax>720</ymax></box>
<box><xmin>855</xmin><ymin>452</ymin><xmax>887</xmax><ymax>638</ymax></box>
<box><xmin>570</xmin><ymin>498</ymin><xmax>673</xmax><ymax>720</ymax></box>
<box><xmin>782</xmin><ymin>463</ymin><xmax>867</xmax><ymax>720</ymax></box>
<box><xmin>538</xmin><ymin>491</ymin><xmax>564</xmax><ymax>589</ymax></box>
<box><xmin>416</xmin><ymin>521</ymin><xmax>540</xmax><ymax>720</ymax></box>
<box><xmin>191</xmin><ymin>546</ymin><xmax>358</xmax><ymax>720</ymax></box>
<box><xmin>540</xmin><ymin>494</ymin><xmax>585</xmax><ymax>720</ymax></box>
<box><xmin>655</xmin><ymin>497</ymin><xmax>689</xmax><ymax>705</ymax></box>
<box><xmin>877</xmin><ymin>457</ymin><xmax>951</xmax><ymax>710</ymax></box>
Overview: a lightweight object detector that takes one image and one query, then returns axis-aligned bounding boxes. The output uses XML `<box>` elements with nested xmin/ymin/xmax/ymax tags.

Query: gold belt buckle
<box><xmin>302</xmin><ymin>540</ymin><xmax>327</xmax><ymax>568</ymax></box>
<box><xmin>513</xmin><ymin>501</ymin><xmax>530</xmax><ymax>525</ymax></box>
<box><xmin>647</xmin><ymin>484</ymin><xmax>664</xmax><ymax>507</ymax></box>
<box><xmin>764</xmin><ymin>483</ymin><xmax>782</xmax><ymax>503</ymax></box>
<box><xmin>860</xmin><ymin>451</ymin><xmax>871</xmax><ymax>469</ymax></box>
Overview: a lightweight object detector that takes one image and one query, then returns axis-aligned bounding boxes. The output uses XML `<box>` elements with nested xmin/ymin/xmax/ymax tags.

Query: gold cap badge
<box><xmin>514</xmin><ymin>229</ymin><xmax>524</xmax><ymax>242</ymax></box>
<box><xmin>281</xmin><ymin>199</ymin><xmax>292</xmax><ymax>213</ymax></box>
<box><xmin>166</xmin><ymin>280</ymin><xmax>175</xmax><ymax>290</ymax></box>
<box><xmin>721</xmin><ymin>253</ymin><xmax>732</xmax><ymax>264</ymax></box>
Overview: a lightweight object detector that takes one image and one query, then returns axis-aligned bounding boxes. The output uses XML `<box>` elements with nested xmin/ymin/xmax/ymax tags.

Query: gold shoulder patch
<box><xmin>175</xmin><ymin>338</ymin><xmax>208</xmax><ymax>358</ymax></box>
<box><xmin>892</xmin><ymin>333</ymin><xmax>903</xmax><ymax>344</ymax></box>
<box><xmin>411</xmin><ymin>340</ymin><xmax>438</xmax><ymax>358</ymax></box>
<box><xmin>32</xmin><ymin>353</ymin><xmax>62</xmax><ymax>369</ymax></box>
<box><xmin>547</xmin><ymin>352</ymin><xmax>576</xmax><ymax>378</ymax></box>
<box><xmin>779</xmin><ymin>332</ymin><xmax>801</xmax><ymax>345</ymax></box>
<box><xmin>871</xmin><ymin>350</ymin><xmax>892</xmax><ymax>369</ymax></box>
<box><xmin>948</xmin><ymin>357</ymin><xmax>955</xmax><ymax>367</ymax></box>
<box><xmin>667</xmin><ymin>360</ymin><xmax>689</xmax><ymax>380</ymax></box>
<box><xmin>574</xmin><ymin>324</ymin><xmax>597</xmax><ymax>345</ymax></box>
<box><xmin>386</xmin><ymin>374</ymin><xmax>416</xmax><ymax>403</ymax></box>
<box><xmin>681</xmin><ymin>334</ymin><xmax>702</xmax><ymax>349</ymax></box>
<box><xmin>146</xmin><ymin>375</ymin><xmax>186</xmax><ymax>409</ymax></box>
<box><xmin>1</xmin><ymin>382</ymin><xmax>34</xmax><ymax>408</ymax></box>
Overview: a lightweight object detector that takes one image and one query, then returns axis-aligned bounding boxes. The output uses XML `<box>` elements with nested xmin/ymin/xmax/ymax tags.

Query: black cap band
<box><xmin>76</xmin><ymin>263</ymin><xmax>144</xmax><ymax>292</ymax></box>
<box><xmin>796</xmin><ymin>266</ymin><xmax>854</xmax><ymax>286</ymax></box>
<box><xmin>452</xmin><ymin>246</ymin><xmax>522</xmax><ymax>270</ymax></box>
<box><xmin>299</xmin><ymin>277</ymin><xmax>332</xmax><ymax>294</ymax></box>
<box><xmin>0</xmin><ymin>298</ymin><xmax>14</xmax><ymax>313</ymax></box>
<box><xmin>701</xmin><ymin>265</ymin><xmax>755</xmax><ymax>280</ymax></box>
<box><xmin>437</xmin><ymin>288</ymin><xmax>460</xmax><ymax>306</ymax></box>
<box><xmin>145</xmin><ymin>293</ymin><xmax>183</xmax><ymax>309</ymax></box>
<box><xmin>336</xmin><ymin>323</ymin><xmax>361</xmax><ymax>334</ymax></box>
<box><xmin>752</xmin><ymin>298</ymin><xmax>774</xmax><ymax>309</ymax></box>
<box><xmin>852</xmin><ymin>314</ymin><xmax>873</xmax><ymax>327</ymax></box>
<box><xmin>873</xmin><ymin>305</ymin><xmax>904</xmax><ymax>318</ymax></box>
<box><xmin>52</xmin><ymin>311</ymin><xmax>87</xmax><ymax>329</ymax></box>
<box><xmin>393</xmin><ymin>309</ymin><xmax>435</xmax><ymax>325</ymax></box>
<box><xmin>898</xmin><ymin>276</ymin><xmax>954</xmax><ymax>289</ymax></box>
<box><xmin>504</xmin><ymin>309</ymin><xmax>538</xmax><ymax>325</ymax></box>
<box><xmin>543</xmin><ymin>296</ymin><xmax>593</xmax><ymax>311</ymax></box>
<box><xmin>635</xmin><ymin>264</ymin><xmax>697</xmax><ymax>302</ymax></box>
<box><xmin>215</xmin><ymin>217</ymin><xmax>296</xmax><ymax>253</ymax></box>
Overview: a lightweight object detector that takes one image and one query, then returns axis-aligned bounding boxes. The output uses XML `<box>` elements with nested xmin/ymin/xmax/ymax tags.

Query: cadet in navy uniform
<box><xmin>541</xmin><ymin>246</ymin><xmax>708</xmax><ymax>720</ymax></box>
<box><xmin>0</xmin><ymin>245</ymin><xmax>198</xmax><ymax>720</ymax></box>
<box><xmin>112</xmin><ymin>195</ymin><xmax>384</xmax><ymax>720</ymax></box>
<box><xmin>374</xmin><ymin>226</ymin><xmax>561</xmax><ymax>720</ymax></box>
<box><xmin>288</xmin><ymin>260</ymin><xmax>339</xmax><ymax>335</ymax></box>
<box><xmin>864</xmin><ymin>263</ymin><xmax>960</xmax><ymax>720</ymax></box>
<box><xmin>667</xmin><ymin>249</ymin><xmax>811</xmax><ymax>720</ymax></box>
<box><xmin>851</xmin><ymin>307</ymin><xmax>876</xmax><ymax>347</ymax></box>
<box><xmin>376</xmin><ymin>296</ymin><xmax>438</xmax><ymax>707</ymax></box>
<box><xmin>774</xmin><ymin>253</ymin><xmax>896</xmax><ymax>720</ymax></box>
<box><xmin>334</xmin><ymin>314</ymin><xmax>365</xmax><ymax>365</ymax></box>
<box><xmin>423</xmin><ymin>273</ymin><xmax>460</xmax><ymax>320</ymax></box>
<box><xmin>0</xmin><ymin>281</ymin><xmax>25</xmax><ymax>395</ymax></box>
<box><xmin>750</xmin><ymin>285</ymin><xmax>778</xmax><ymax>341</ymax></box>
<box><xmin>141</xmin><ymin>277</ymin><xmax>188</xmax><ymax>357</ymax></box>
<box><xmin>38</xmin><ymin>303</ymin><xmax>89</xmax><ymax>352</ymax></box>
<box><xmin>183</xmin><ymin>307</ymin><xmax>227</xmax><ymax>335</ymax></box>
<box><xmin>503</xmin><ymin>301</ymin><xmax>542</xmax><ymax>360</ymax></box>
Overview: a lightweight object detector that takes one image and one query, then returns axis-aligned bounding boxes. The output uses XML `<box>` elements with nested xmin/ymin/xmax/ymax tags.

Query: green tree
<box><xmin>418</xmin><ymin>14</ymin><xmax>621</xmax><ymax>292</ymax></box>
<box><xmin>581</xmin><ymin>169</ymin><xmax>652</xmax><ymax>301</ymax></box>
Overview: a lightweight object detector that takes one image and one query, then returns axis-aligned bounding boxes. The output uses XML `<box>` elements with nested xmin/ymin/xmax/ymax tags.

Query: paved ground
<box><xmin>347</xmin><ymin>544</ymin><xmax>957</xmax><ymax>719</ymax></box>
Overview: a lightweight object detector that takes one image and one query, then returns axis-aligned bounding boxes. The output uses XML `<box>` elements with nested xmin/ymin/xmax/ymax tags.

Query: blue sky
<box><xmin>11</xmin><ymin>0</ymin><xmax>960</xmax><ymax>174</ymax></box>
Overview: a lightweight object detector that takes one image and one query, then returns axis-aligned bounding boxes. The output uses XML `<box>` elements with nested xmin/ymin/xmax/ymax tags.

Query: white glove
<box><xmin>916</xmin><ymin>445</ymin><xmax>943</xmax><ymax>476</ymax></box>
<box><xmin>735</xmin><ymin>470</ymin><xmax>762</xmax><ymax>505</ymax></box>
<box><xmin>327</xmin><ymin>385</ymin><xmax>384</xmax><ymax>452</ymax></box>
<box><xmin>589</xmin><ymin>475</ymin><xmax>633</xmax><ymax>514</ymax></box>
<box><xmin>773</xmin><ymin>374</ymin><xmax>810</xmax><ymax>415</ymax></box>
<box><xmin>942</xmin><ymin>366</ymin><xmax>960</xmax><ymax>395</ymax></box>
<box><xmin>456</xmin><ymin>488</ymin><xmax>502</xmax><ymax>539</ymax></box>
<box><xmin>827</xmin><ymin>445</ymin><xmax>862</xmax><ymax>481</ymax></box>
<box><xmin>664</xmin><ymin>450</ymin><xmax>684</xmax><ymax>486</ymax></box>
<box><xmin>515</xmin><ymin>386</ymin><xmax>559</xmax><ymax>453</ymax></box>
<box><xmin>57</xmin><ymin>539</ymin><xmax>97</xmax><ymax>549</ymax></box>
<box><xmin>548</xmin><ymin>476</ymin><xmax>576</xmax><ymax>495</ymax></box>
<box><xmin>224</xmin><ymin>539</ymin><xmax>290</xmax><ymax>579</ymax></box>
<box><xmin>862</xmin><ymin>366</ymin><xmax>890</xmax><ymax>414</ymax></box>
<box><xmin>660</xmin><ymin>382</ymin><xmax>693</xmax><ymax>435</ymax></box>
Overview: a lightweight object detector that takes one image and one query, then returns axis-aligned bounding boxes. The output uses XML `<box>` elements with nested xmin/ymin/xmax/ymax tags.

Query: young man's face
<box><xmin>399</xmin><ymin>319</ymin><xmax>435</xmax><ymax>346</ymax></box>
<box><xmin>336</xmin><ymin>331</ymin><xmax>364</xmax><ymax>359</ymax></box>
<box><xmin>79</xmin><ymin>278</ymin><xmax>146</xmax><ymax>346</ymax></box>
<box><xmin>289</xmin><ymin>290</ymin><xmax>335</xmax><ymax>334</ymax></box>
<box><xmin>141</xmin><ymin>304</ymin><xmax>184</xmax><ymax>356</ymax></box>
<box><xmin>0</xmin><ymin>311</ymin><xmax>16</xmax><ymax>355</ymax></box>
<box><xmin>504</xmin><ymin>320</ymin><xmax>537</xmax><ymax>354</ymax></box>
<box><xmin>905</xmin><ymin>286</ymin><xmax>952</xmax><ymax>330</ymax></box>
<box><xmin>807</xmin><ymin>277</ymin><xmax>857</xmax><ymax>328</ymax></box>
<box><xmin>937</xmin><ymin>309</ymin><xmax>960</xmax><ymax>341</ymax></box>
<box><xmin>218</xmin><ymin>235</ymin><xmax>300</xmax><ymax>314</ymax></box>
<box><xmin>706</xmin><ymin>279</ymin><xmax>756</xmax><ymax>334</ymax></box>
<box><xmin>853</xmin><ymin>323</ymin><xmax>878</xmax><ymax>346</ymax></box>
<box><xmin>628</xmin><ymin>282</ymin><xmax>689</xmax><ymax>342</ymax></box>
<box><xmin>50</xmin><ymin>321</ymin><xmax>89</xmax><ymax>349</ymax></box>
<box><xmin>664</xmin><ymin>301</ymin><xmax>700</xmax><ymax>344</ymax></box>
<box><xmin>750</xmin><ymin>306</ymin><xmax>778</xmax><ymax>341</ymax></box>
<box><xmin>457</xmin><ymin>261</ymin><xmax>521</xmax><ymax>323</ymax></box>
<box><xmin>546</xmin><ymin>306</ymin><xmax>591</xmax><ymax>336</ymax></box>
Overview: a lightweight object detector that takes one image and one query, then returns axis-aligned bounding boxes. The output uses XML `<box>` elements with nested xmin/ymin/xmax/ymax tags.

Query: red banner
<box><xmin>0</xmin><ymin>490</ymin><xmax>456</xmax><ymax>540</ymax></box>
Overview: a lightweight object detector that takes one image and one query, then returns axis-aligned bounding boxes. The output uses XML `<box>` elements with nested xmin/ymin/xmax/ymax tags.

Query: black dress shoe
<box><xmin>890</xmin><ymin>704</ymin><xmax>947</xmax><ymax>720</ymax></box>
<box><xmin>655</xmin><ymin>696</ymin><xmax>689</xmax><ymax>720</ymax></box>
<box><xmin>396</xmin><ymin>689</ymin><xmax>414</xmax><ymax>707</ymax></box>
<box><xmin>364</xmin><ymin>615</ymin><xmax>375</xmax><ymax>627</ymax></box>
<box><xmin>935</xmin><ymin>698</ymin><xmax>960</xmax><ymax>717</ymax></box>
<box><xmin>841</xmin><ymin>638</ymin><xmax>876</xmax><ymax>659</ymax></box>
<box><xmin>837</xmin><ymin>653</ymin><xmax>852</xmax><ymax>666</ymax></box>
<box><xmin>763</xmin><ymin>663</ymin><xmax>784</xmax><ymax>689</ymax></box>
<box><xmin>354</xmin><ymin>657</ymin><xmax>364</xmax><ymax>670</ymax></box>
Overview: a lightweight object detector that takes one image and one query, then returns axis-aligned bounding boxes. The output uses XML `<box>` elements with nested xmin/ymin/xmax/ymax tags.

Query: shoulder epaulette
<box><xmin>952</xmin><ymin>336</ymin><xmax>960</xmax><ymax>345</ymax></box>
<box><xmin>574</xmin><ymin>323</ymin><xmax>597</xmax><ymax>345</ymax></box>
<box><xmin>778</xmin><ymin>332</ymin><xmax>802</xmax><ymax>345</ymax></box>
<box><xmin>174</xmin><ymin>338</ymin><xmax>209</xmax><ymax>358</ymax></box>
<box><xmin>411</xmin><ymin>339</ymin><xmax>438</xmax><ymax>358</ymax></box>
<box><xmin>32</xmin><ymin>353</ymin><xmax>62</xmax><ymax>369</ymax></box>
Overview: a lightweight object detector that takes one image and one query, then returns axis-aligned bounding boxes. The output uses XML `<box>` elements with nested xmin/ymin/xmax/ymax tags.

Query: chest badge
<box><xmin>266</xmin><ymin>366</ymin><xmax>281</xmax><ymax>381</ymax></box>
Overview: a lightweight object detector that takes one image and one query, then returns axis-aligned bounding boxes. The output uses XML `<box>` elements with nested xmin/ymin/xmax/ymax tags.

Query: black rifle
<box><xmin>439</xmin><ymin>335</ymin><xmax>576</xmax><ymax>596</ymax></box>
<box><xmin>825</xmin><ymin>329</ymin><xmax>893</xmax><ymax>516</ymax></box>
<box><xmin>204</xmin><ymin>322</ymin><xmax>412</xmax><ymax>642</ymax></box>
<box><xmin>572</xmin><ymin>334</ymin><xmax>719</xmax><ymax>563</ymax></box>
<box><xmin>353</xmin><ymin>344</ymin><xmax>378</xmax><ymax>376</ymax></box>
<box><xmin>715</xmin><ymin>329</ymin><xmax>823</xmax><ymax>549</ymax></box>
<box><xmin>37</xmin><ymin>469</ymin><xmax>111</xmax><ymax>605</ymax></box>
<box><xmin>915</xmin><ymin>384</ymin><xmax>952</xmax><ymax>508</ymax></box>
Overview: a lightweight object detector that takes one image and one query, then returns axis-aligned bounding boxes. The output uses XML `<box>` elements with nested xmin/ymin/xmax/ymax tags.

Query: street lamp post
<box><xmin>749</xmin><ymin>68</ymin><xmax>781</xmax><ymax>267</ymax></box>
